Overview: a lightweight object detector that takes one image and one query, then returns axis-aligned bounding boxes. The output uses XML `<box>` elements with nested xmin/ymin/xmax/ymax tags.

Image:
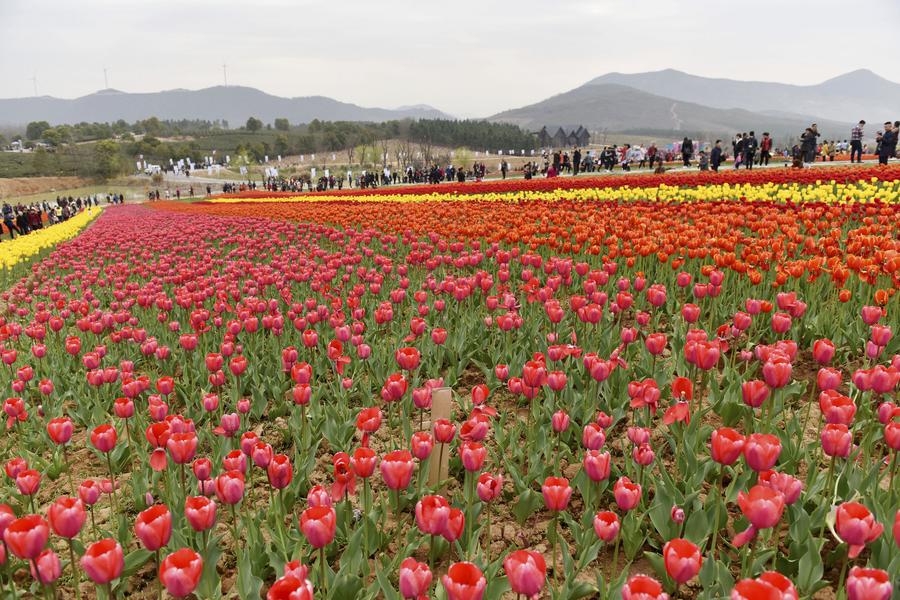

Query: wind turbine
<box><xmin>104</xmin><ymin>67</ymin><xmax>109</xmax><ymax>89</ymax></box>
<box><xmin>29</xmin><ymin>72</ymin><xmax>37</xmax><ymax>97</ymax></box>
<box><xmin>222</xmin><ymin>61</ymin><xmax>228</xmax><ymax>87</ymax></box>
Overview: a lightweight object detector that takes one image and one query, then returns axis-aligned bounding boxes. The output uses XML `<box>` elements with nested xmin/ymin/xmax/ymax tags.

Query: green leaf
<box><xmin>513</xmin><ymin>488</ymin><xmax>542</xmax><ymax>524</ymax></box>
<box><xmin>197</xmin><ymin>540</ymin><xmax>223</xmax><ymax>599</ymax></box>
<box><xmin>683</xmin><ymin>509</ymin><xmax>709</xmax><ymax>546</ymax></box>
<box><xmin>566</xmin><ymin>581</ymin><xmax>599</xmax><ymax>600</ymax></box>
<box><xmin>121</xmin><ymin>548</ymin><xmax>153</xmax><ymax>578</ymax></box>
<box><xmin>237</xmin><ymin>548</ymin><xmax>264</xmax><ymax>600</ymax></box>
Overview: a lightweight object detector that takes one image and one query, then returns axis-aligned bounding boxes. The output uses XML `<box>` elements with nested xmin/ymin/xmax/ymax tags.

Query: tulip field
<box><xmin>1</xmin><ymin>164</ymin><xmax>899</xmax><ymax>600</ymax></box>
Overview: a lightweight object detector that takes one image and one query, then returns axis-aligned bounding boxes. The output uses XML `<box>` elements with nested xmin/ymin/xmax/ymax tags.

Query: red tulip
<box><xmin>81</xmin><ymin>538</ymin><xmax>124</xmax><ymax>584</ymax></box>
<box><xmin>741</xmin><ymin>380</ymin><xmax>770</xmax><ymax>409</ymax></box>
<box><xmin>410</xmin><ymin>431</ymin><xmax>434</xmax><ymax>460</ymax></box>
<box><xmin>90</xmin><ymin>424</ymin><xmax>117</xmax><ymax>453</ymax></box>
<box><xmin>214</xmin><ymin>470</ymin><xmax>245</xmax><ymax>505</ymax></box>
<box><xmin>476</xmin><ymin>472</ymin><xmax>503</xmax><ymax>502</ymax></box>
<box><xmin>593</xmin><ymin>511</ymin><xmax>620</xmax><ymax>542</ymax></box>
<box><xmin>158</xmin><ymin>548</ymin><xmax>203</xmax><ymax>598</ymax></box>
<box><xmin>432</xmin><ymin>506</ymin><xmax>460</xmax><ymax>542</ymax></box>
<box><xmin>731</xmin><ymin>578</ymin><xmax>784</xmax><ymax>600</ymax></box>
<box><xmin>541</xmin><ymin>476</ymin><xmax>572</xmax><ymax>512</ymax></box>
<box><xmin>821</xmin><ymin>424</ymin><xmax>852</xmax><ymax>458</ymax></box>
<box><xmin>442</xmin><ymin>561</ymin><xmax>487</xmax><ymax>600</ymax></box>
<box><xmin>30</xmin><ymin>548</ymin><xmax>61</xmax><ymax>585</ymax></box>
<box><xmin>415</xmin><ymin>495</ymin><xmax>450</xmax><ymax>536</ymax></box>
<box><xmin>395</xmin><ymin>347</ymin><xmax>421</xmax><ymax>371</ymax></box>
<box><xmin>614</xmin><ymin>476</ymin><xmax>642</xmax><ymax>511</ymax></box>
<box><xmin>184</xmin><ymin>496</ymin><xmax>217</xmax><ymax>532</ymax></box>
<box><xmin>757</xmin><ymin>571</ymin><xmax>798</xmax><ymax>600</ymax></box>
<box><xmin>299</xmin><ymin>505</ymin><xmax>336</xmax><ymax>548</ymax></box>
<box><xmin>433</xmin><ymin>419</ymin><xmax>457</xmax><ymax>444</ymax></box>
<box><xmin>583</xmin><ymin>450</ymin><xmax>612</xmax><ymax>482</ymax></box>
<box><xmin>267</xmin><ymin>454</ymin><xmax>293</xmax><ymax>489</ymax></box>
<box><xmin>734</xmin><ymin>485</ymin><xmax>785</xmax><ymax>546</ymax></box>
<box><xmin>15</xmin><ymin>469</ymin><xmax>41</xmax><ymax>496</ymax></box>
<box><xmin>399</xmin><ymin>557</ymin><xmax>432</xmax><ymax>599</ymax></box>
<box><xmin>46</xmin><ymin>417</ymin><xmax>74</xmax><ymax>445</ymax></box>
<box><xmin>48</xmin><ymin>497</ymin><xmax>86</xmax><ymax>539</ymax></box>
<box><xmin>380</xmin><ymin>450</ymin><xmax>415</xmax><ymax>490</ymax></box>
<box><xmin>504</xmin><ymin>550</ymin><xmax>546</xmax><ymax>598</ymax></box>
<box><xmin>3</xmin><ymin>514</ymin><xmax>49</xmax><ymax>559</ymax></box>
<box><xmin>711</xmin><ymin>427</ymin><xmax>745</xmax><ymax>465</ymax></box>
<box><xmin>662</xmin><ymin>538</ymin><xmax>702</xmax><ymax>584</ymax></box>
<box><xmin>622</xmin><ymin>574</ymin><xmax>669</xmax><ymax>600</ymax></box>
<box><xmin>835</xmin><ymin>502</ymin><xmax>884</xmax><ymax>558</ymax></box>
<box><xmin>167</xmin><ymin>432</ymin><xmax>198</xmax><ymax>464</ymax></box>
<box><xmin>844</xmin><ymin>567</ymin><xmax>890</xmax><ymax>600</ymax></box>
<box><xmin>460</xmin><ymin>441</ymin><xmax>487</xmax><ymax>471</ymax></box>
<box><xmin>743</xmin><ymin>434</ymin><xmax>781</xmax><ymax>472</ymax></box>
<box><xmin>267</xmin><ymin>575</ymin><xmax>314</xmax><ymax>600</ymax></box>
<box><xmin>812</xmin><ymin>339</ymin><xmax>835</xmax><ymax>365</ymax></box>
<box><xmin>134</xmin><ymin>504</ymin><xmax>173</xmax><ymax>551</ymax></box>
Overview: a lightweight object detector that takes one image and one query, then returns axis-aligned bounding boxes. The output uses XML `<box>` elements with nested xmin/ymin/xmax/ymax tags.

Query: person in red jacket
<box><xmin>759</xmin><ymin>132</ymin><xmax>772</xmax><ymax>166</ymax></box>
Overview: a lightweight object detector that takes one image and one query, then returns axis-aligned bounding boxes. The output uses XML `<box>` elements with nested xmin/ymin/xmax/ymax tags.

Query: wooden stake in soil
<box><xmin>428</xmin><ymin>387</ymin><xmax>452</xmax><ymax>488</ymax></box>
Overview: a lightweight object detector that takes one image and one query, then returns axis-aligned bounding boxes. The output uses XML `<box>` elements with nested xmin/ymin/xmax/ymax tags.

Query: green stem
<box><xmin>709</xmin><ymin>469</ymin><xmax>724</xmax><ymax>559</ymax></box>
<box><xmin>155</xmin><ymin>549</ymin><xmax>162</xmax><ymax>600</ymax></box>
<box><xmin>836</xmin><ymin>551</ymin><xmax>850</xmax><ymax>600</ymax></box>
<box><xmin>106</xmin><ymin>452</ymin><xmax>118</xmax><ymax>514</ymax></box>
<box><xmin>319</xmin><ymin>546</ymin><xmax>328</xmax><ymax>592</ymax></box>
<box><xmin>69</xmin><ymin>538</ymin><xmax>82</xmax><ymax>600</ymax></box>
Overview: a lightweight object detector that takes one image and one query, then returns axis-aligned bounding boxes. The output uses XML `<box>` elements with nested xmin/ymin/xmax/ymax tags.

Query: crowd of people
<box><xmin>2</xmin><ymin>193</ymin><xmax>123</xmax><ymax>240</ymax></box>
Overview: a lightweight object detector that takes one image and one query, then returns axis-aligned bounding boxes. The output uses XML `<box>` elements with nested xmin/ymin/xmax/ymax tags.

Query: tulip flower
<box><xmin>81</xmin><ymin>538</ymin><xmax>124</xmax><ymax>590</ymax></box>
<box><xmin>593</xmin><ymin>511</ymin><xmax>620</xmax><ymax>542</ymax></box>
<box><xmin>48</xmin><ymin>497</ymin><xmax>86</xmax><ymax>539</ymax></box>
<box><xmin>399</xmin><ymin>557</ymin><xmax>432</xmax><ymax>599</ymax></box>
<box><xmin>846</xmin><ymin>567</ymin><xmax>892</xmax><ymax>600</ymax></box>
<box><xmin>622</xmin><ymin>574</ymin><xmax>669</xmax><ymax>600</ymax></box>
<box><xmin>159</xmin><ymin>548</ymin><xmax>203</xmax><ymax>598</ymax></box>
<box><xmin>734</xmin><ymin>485</ymin><xmax>786</xmax><ymax>547</ymax></box>
<box><xmin>442</xmin><ymin>562</ymin><xmax>486</xmax><ymax>600</ymax></box>
<box><xmin>267</xmin><ymin>575</ymin><xmax>314</xmax><ymax>599</ymax></box>
<box><xmin>3</xmin><ymin>514</ymin><xmax>49</xmax><ymax>560</ymax></box>
<box><xmin>743</xmin><ymin>434</ymin><xmax>781</xmax><ymax>472</ymax></box>
<box><xmin>614</xmin><ymin>476</ymin><xmax>642</xmax><ymax>511</ymax></box>
<box><xmin>134</xmin><ymin>504</ymin><xmax>173</xmax><ymax>552</ymax></box>
<box><xmin>504</xmin><ymin>550</ymin><xmax>546</xmax><ymax>599</ymax></box>
<box><xmin>834</xmin><ymin>502</ymin><xmax>884</xmax><ymax>558</ymax></box>
<box><xmin>663</xmin><ymin>538</ymin><xmax>702</xmax><ymax>585</ymax></box>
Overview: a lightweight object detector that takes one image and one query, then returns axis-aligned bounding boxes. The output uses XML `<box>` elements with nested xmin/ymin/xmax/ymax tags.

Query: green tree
<box><xmin>274</xmin><ymin>118</ymin><xmax>290</xmax><ymax>131</ymax></box>
<box><xmin>274</xmin><ymin>134</ymin><xmax>289</xmax><ymax>157</ymax></box>
<box><xmin>139</xmin><ymin>117</ymin><xmax>162</xmax><ymax>137</ymax></box>
<box><xmin>245</xmin><ymin>117</ymin><xmax>263</xmax><ymax>132</ymax></box>
<box><xmin>42</xmin><ymin>127</ymin><xmax>72</xmax><ymax>147</ymax></box>
<box><xmin>94</xmin><ymin>140</ymin><xmax>123</xmax><ymax>179</ymax></box>
<box><xmin>26</xmin><ymin>121</ymin><xmax>51</xmax><ymax>140</ymax></box>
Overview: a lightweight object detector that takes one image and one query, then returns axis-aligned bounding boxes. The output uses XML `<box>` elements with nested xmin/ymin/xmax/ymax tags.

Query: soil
<box><xmin>0</xmin><ymin>177</ymin><xmax>89</xmax><ymax>200</ymax></box>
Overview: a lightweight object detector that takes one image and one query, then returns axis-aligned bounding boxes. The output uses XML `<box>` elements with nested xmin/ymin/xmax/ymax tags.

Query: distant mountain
<box><xmin>489</xmin><ymin>83</ymin><xmax>845</xmax><ymax>139</ymax></box>
<box><xmin>0</xmin><ymin>86</ymin><xmax>453</xmax><ymax>126</ymax></box>
<box><xmin>587</xmin><ymin>69</ymin><xmax>900</xmax><ymax>123</ymax></box>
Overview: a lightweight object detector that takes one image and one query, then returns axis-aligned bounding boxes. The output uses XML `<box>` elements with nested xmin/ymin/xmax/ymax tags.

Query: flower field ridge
<box><xmin>0</xmin><ymin>206</ymin><xmax>103</xmax><ymax>270</ymax></box>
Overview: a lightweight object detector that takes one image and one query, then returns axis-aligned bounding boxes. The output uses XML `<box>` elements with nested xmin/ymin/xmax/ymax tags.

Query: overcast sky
<box><xmin>1</xmin><ymin>0</ymin><xmax>898</xmax><ymax>117</ymax></box>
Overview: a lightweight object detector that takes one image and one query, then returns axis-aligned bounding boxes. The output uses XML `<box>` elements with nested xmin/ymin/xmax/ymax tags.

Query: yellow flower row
<box><xmin>208</xmin><ymin>179</ymin><xmax>900</xmax><ymax>205</ymax></box>
<box><xmin>0</xmin><ymin>207</ymin><xmax>103</xmax><ymax>270</ymax></box>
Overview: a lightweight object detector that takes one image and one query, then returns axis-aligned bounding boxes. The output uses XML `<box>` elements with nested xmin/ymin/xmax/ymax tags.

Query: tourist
<box><xmin>743</xmin><ymin>131</ymin><xmax>758</xmax><ymax>169</ymax></box>
<box><xmin>850</xmin><ymin>120</ymin><xmax>865</xmax><ymax>163</ymax></box>
<box><xmin>681</xmin><ymin>136</ymin><xmax>693</xmax><ymax>167</ymax></box>
<box><xmin>879</xmin><ymin>121</ymin><xmax>897</xmax><ymax>165</ymax></box>
<box><xmin>759</xmin><ymin>133</ymin><xmax>772</xmax><ymax>166</ymax></box>
<box><xmin>710</xmin><ymin>140</ymin><xmax>723</xmax><ymax>172</ymax></box>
